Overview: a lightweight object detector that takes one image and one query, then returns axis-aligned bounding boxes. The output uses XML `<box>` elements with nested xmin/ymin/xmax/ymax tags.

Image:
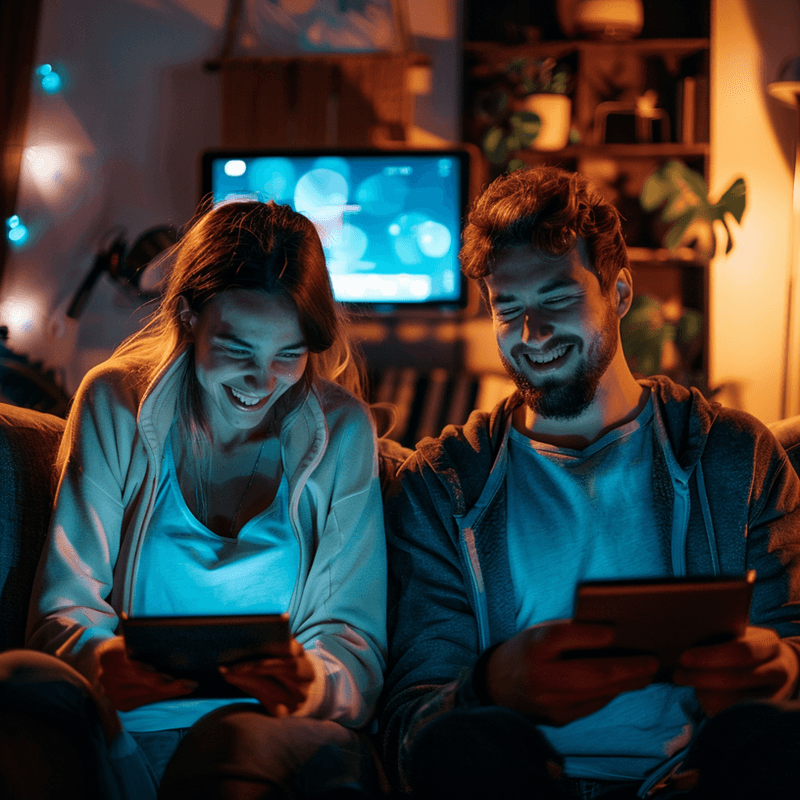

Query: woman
<box><xmin>5</xmin><ymin>200</ymin><xmax>386</xmax><ymax>799</ymax></box>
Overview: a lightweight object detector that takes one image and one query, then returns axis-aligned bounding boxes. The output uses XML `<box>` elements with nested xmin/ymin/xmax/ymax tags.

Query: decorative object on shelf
<box><xmin>475</xmin><ymin>56</ymin><xmax>573</xmax><ymax>166</ymax></box>
<box><xmin>226</xmin><ymin>0</ymin><xmax>409</xmax><ymax>56</ymax></box>
<box><xmin>640</xmin><ymin>161</ymin><xmax>746</xmax><ymax>259</ymax></box>
<box><xmin>206</xmin><ymin>0</ymin><xmax>430</xmax><ymax>147</ymax></box>
<box><xmin>572</xmin><ymin>0</ymin><xmax>644</xmax><ymax>40</ymax></box>
<box><xmin>593</xmin><ymin>90</ymin><xmax>670</xmax><ymax>145</ymax></box>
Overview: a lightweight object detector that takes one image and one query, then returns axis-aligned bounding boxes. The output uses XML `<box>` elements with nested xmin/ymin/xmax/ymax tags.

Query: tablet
<box><xmin>121</xmin><ymin>613</ymin><xmax>292</xmax><ymax>698</ymax></box>
<box><xmin>568</xmin><ymin>574</ymin><xmax>754</xmax><ymax>681</ymax></box>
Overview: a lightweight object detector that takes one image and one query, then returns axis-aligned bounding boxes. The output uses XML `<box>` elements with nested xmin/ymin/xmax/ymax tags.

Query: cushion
<box><xmin>769</xmin><ymin>415</ymin><xmax>800</xmax><ymax>478</ymax></box>
<box><xmin>0</xmin><ymin>404</ymin><xmax>65</xmax><ymax>650</ymax></box>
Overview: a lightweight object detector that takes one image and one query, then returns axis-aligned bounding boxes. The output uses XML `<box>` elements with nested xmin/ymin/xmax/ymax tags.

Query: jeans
<box><xmin>407</xmin><ymin>703</ymin><xmax>800</xmax><ymax>800</ymax></box>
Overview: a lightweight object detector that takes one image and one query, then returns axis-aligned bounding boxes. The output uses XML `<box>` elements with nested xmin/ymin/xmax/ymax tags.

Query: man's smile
<box><xmin>522</xmin><ymin>342</ymin><xmax>575</xmax><ymax>374</ymax></box>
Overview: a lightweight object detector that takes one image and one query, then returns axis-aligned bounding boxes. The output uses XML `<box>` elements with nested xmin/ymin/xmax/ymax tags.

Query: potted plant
<box><xmin>640</xmin><ymin>160</ymin><xmax>747</xmax><ymax>259</ymax></box>
<box><xmin>508</xmin><ymin>56</ymin><xmax>573</xmax><ymax>152</ymax></box>
<box><xmin>475</xmin><ymin>56</ymin><xmax>573</xmax><ymax>170</ymax></box>
<box><xmin>620</xmin><ymin>160</ymin><xmax>747</xmax><ymax>396</ymax></box>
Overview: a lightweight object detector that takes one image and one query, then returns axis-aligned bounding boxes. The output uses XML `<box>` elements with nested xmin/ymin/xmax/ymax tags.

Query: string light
<box><xmin>36</xmin><ymin>64</ymin><xmax>64</xmax><ymax>94</ymax></box>
<box><xmin>6</xmin><ymin>216</ymin><xmax>29</xmax><ymax>247</ymax></box>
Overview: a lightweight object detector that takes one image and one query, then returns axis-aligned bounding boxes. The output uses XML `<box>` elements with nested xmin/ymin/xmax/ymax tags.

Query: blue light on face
<box><xmin>6</xmin><ymin>216</ymin><xmax>29</xmax><ymax>247</ymax></box>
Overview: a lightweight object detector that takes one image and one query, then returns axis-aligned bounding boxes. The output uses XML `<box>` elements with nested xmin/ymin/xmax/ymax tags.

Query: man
<box><xmin>380</xmin><ymin>166</ymin><xmax>800</xmax><ymax>799</ymax></box>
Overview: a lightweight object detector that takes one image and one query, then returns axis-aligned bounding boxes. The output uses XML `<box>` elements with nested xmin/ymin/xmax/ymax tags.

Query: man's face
<box><xmin>484</xmin><ymin>241</ymin><xmax>624</xmax><ymax>420</ymax></box>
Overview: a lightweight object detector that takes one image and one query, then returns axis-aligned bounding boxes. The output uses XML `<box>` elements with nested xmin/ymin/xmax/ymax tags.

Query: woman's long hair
<box><xmin>114</xmin><ymin>200</ymin><xmax>365</xmax><ymax>450</ymax></box>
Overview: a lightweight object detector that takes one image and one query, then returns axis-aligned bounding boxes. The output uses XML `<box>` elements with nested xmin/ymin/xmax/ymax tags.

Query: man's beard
<box><xmin>501</xmin><ymin>304</ymin><xmax>619</xmax><ymax>420</ymax></box>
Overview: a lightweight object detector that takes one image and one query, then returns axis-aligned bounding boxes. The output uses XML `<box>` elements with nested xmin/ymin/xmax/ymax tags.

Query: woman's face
<box><xmin>182</xmin><ymin>289</ymin><xmax>309</xmax><ymax>441</ymax></box>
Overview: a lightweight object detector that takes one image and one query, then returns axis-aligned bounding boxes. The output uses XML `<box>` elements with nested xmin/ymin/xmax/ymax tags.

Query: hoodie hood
<box><xmin>642</xmin><ymin>375</ymin><xmax>721</xmax><ymax>471</ymax></box>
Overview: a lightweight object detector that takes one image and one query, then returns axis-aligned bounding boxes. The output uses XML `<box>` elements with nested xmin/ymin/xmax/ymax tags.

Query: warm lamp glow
<box><xmin>18</xmin><ymin>96</ymin><xmax>96</xmax><ymax>210</ymax></box>
<box><xmin>21</xmin><ymin>142</ymin><xmax>83</xmax><ymax>206</ymax></box>
<box><xmin>0</xmin><ymin>291</ymin><xmax>45</xmax><ymax>338</ymax></box>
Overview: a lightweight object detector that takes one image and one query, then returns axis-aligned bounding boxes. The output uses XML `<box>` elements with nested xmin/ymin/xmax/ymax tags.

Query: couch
<box><xmin>3</xmin><ymin>400</ymin><xmax>800</xmax><ymax>793</ymax></box>
<box><xmin>0</xmin><ymin>403</ymin><xmax>65</xmax><ymax>651</ymax></box>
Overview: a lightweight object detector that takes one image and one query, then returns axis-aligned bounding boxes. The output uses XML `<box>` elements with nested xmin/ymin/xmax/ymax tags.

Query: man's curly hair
<box><xmin>459</xmin><ymin>166</ymin><xmax>628</xmax><ymax>300</ymax></box>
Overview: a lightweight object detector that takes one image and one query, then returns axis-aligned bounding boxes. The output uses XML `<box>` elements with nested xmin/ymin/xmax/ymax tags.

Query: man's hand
<box><xmin>96</xmin><ymin>636</ymin><xmax>198</xmax><ymax>711</ymax></box>
<box><xmin>485</xmin><ymin>620</ymin><xmax>659</xmax><ymax>727</ymax></box>
<box><xmin>673</xmin><ymin>625</ymin><xmax>800</xmax><ymax>717</ymax></box>
<box><xmin>220</xmin><ymin>637</ymin><xmax>316</xmax><ymax>718</ymax></box>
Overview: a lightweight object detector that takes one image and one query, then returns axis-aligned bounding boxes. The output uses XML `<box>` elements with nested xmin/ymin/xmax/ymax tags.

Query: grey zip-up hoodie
<box><xmin>27</xmin><ymin>349</ymin><xmax>387</xmax><ymax>728</ymax></box>
<box><xmin>381</xmin><ymin>376</ymin><xmax>800</xmax><ymax>794</ymax></box>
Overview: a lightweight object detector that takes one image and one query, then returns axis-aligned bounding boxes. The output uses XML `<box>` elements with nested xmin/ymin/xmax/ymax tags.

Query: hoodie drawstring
<box><xmin>694</xmin><ymin>461</ymin><xmax>720</xmax><ymax>575</ymax></box>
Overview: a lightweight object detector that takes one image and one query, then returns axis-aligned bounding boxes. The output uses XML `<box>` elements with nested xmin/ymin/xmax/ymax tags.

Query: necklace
<box><xmin>207</xmin><ymin>436</ymin><xmax>267</xmax><ymax>538</ymax></box>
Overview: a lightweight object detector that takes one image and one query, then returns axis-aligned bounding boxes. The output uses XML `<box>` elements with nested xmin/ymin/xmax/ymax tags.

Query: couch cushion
<box><xmin>769</xmin><ymin>416</ymin><xmax>800</xmax><ymax>478</ymax></box>
<box><xmin>0</xmin><ymin>403</ymin><xmax>65</xmax><ymax>650</ymax></box>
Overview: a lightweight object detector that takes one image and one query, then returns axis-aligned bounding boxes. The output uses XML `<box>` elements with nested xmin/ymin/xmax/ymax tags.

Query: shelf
<box><xmin>464</xmin><ymin>38</ymin><xmax>709</xmax><ymax>60</ymax></box>
<box><xmin>627</xmin><ymin>247</ymin><xmax>706</xmax><ymax>266</ymax></box>
<box><xmin>515</xmin><ymin>143</ymin><xmax>709</xmax><ymax>162</ymax></box>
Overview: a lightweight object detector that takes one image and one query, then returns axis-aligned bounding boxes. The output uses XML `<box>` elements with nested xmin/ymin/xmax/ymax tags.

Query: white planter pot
<box><xmin>522</xmin><ymin>94</ymin><xmax>572</xmax><ymax>152</ymax></box>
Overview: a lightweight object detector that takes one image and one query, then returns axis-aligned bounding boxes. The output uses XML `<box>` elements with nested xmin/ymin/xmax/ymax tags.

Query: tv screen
<box><xmin>201</xmin><ymin>148</ymin><xmax>471</xmax><ymax>311</ymax></box>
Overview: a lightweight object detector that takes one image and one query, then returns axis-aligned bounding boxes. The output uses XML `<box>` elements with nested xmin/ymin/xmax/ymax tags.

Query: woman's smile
<box><xmin>224</xmin><ymin>384</ymin><xmax>272</xmax><ymax>411</ymax></box>
<box><xmin>185</xmin><ymin>289</ymin><xmax>309</xmax><ymax>439</ymax></box>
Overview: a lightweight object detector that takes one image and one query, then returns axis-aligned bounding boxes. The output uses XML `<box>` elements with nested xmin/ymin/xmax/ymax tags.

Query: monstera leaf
<box><xmin>640</xmin><ymin>161</ymin><xmax>746</xmax><ymax>256</ymax></box>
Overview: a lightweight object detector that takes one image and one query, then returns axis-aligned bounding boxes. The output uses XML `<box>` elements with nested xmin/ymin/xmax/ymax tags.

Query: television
<box><xmin>200</xmin><ymin>148</ymin><xmax>471</xmax><ymax>311</ymax></box>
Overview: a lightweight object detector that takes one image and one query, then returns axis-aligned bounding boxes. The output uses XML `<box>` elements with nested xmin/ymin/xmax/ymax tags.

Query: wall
<box><xmin>0</xmin><ymin>0</ymin><xmax>460</xmax><ymax>397</ymax></box>
<box><xmin>5</xmin><ymin>0</ymin><xmax>800</xmax><ymax>422</ymax></box>
<box><xmin>1</xmin><ymin>0</ymin><xmax>225</xmax><ymax>393</ymax></box>
<box><xmin>710</xmin><ymin>0</ymin><xmax>800</xmax><ymax>422</ymax></box>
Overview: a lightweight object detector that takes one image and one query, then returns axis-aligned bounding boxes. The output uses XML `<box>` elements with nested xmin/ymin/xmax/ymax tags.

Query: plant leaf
<box><xmin>668</xmin><ymin>160</ymin><xmax>710</xmax><ymax>201</ymax></box>
<box><xmin>663</xmin><ymin>211</ymin><xmax>699</xmax><ymax>250</ymax></box>
<box><xmin>719</xmin><ymin>218</ymin><xmax>734</xmax><ymax>254</ymax></box>
<box><xmin>640</xmin><ymin>168</ymin><xmax>674</xmax><ymax>211</ymax></box>
<box><xmin>509</xmin><ymin>111</ymin><xmax>541</xmax><ymax>146</ymax></box>
<box><xmin>482</xmin><ymin>126</ymin><xmax>509</xmax><ymax>165</ymax></box>
<box><xmin>716</xmin><ymin>177</ymin><xmax>746</xmax><ymax>224</ymax></box>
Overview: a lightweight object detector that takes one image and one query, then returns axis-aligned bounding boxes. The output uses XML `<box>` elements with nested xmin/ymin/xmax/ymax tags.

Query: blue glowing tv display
<box><xmin>201</xmin><ymin>148</ymin><xmax>471</xmax><ymax>310</ymax></box>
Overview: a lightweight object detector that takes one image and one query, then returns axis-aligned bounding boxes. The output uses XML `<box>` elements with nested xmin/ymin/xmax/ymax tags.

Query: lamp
<box><xmin>66</xmin><ymin>227</ymin><xmax>176</xmax><ymax>319</ymax></box>
<box><xmin>767</xmin><ymin>56</ymin><xmax>800</xmax><ymax>107</ymax></box>
<box><xmin>768</xmin><ymin>56</ymin><xmax>800</xmax><ymax>418</ymax></box>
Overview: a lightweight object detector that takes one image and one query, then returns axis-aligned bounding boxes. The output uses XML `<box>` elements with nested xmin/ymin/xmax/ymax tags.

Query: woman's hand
<box><xmin>220</xmin><ymin>637</ymin><xmax>316</xmax><ymax>717</ymax></box>
<box><xmin>96</xmin><ymin>636</ymin><xmax>198</xmax><ymax>712</ymax></box>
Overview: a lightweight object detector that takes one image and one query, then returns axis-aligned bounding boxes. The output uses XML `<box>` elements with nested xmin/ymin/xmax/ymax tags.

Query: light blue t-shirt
<box><xmin>120</xmin><ymin>437</ymin><xmax>299</xmax><ymax>732</ymax></box>
<box><xmin>506</xmin><ymin>396</ymin><xmax>699</xmax><ymax>781</ymax></box>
